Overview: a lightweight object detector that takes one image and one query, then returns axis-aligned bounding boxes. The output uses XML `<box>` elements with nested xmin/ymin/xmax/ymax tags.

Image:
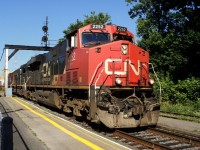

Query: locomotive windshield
<box><xmin>113</xmin><ymin>34</ymin><xmax>133</xmax><ymax>43</ymax></box>
<box><xmin>82</xmin><ymin>32</ymin><xmax>110</xmax><ymax>46</ymax></box>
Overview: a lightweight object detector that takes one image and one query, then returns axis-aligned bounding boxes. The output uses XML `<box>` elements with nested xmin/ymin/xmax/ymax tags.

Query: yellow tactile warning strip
<box><xmin>12</xmin><ymin>97</ymin><xmax>104</xmax><ymax>150</ymax></box>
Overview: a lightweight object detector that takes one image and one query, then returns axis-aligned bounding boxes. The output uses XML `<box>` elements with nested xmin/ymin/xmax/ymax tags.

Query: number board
<box><xmin>91</xmin><ymin>24</ymin><xmax>105</xmax><ymax>30</ymax></box>
<box><xmin>117</xmin><ymin>26</ymin><xmax>127</xmax><ymax>32</ymax></box>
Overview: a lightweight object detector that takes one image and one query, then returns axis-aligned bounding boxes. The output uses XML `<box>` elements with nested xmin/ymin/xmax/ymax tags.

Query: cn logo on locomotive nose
<box><xmin>104</xmin><ymin>58</ymin><xmax>140</xmax><ymax>75</ymax></box>
<box><xmin>42</xmin><ymin>62</ymin><xmax>51</xmax><ymax>77</ymax></box>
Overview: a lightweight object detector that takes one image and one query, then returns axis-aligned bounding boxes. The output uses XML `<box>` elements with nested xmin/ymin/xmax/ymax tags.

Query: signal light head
<box><xmin>42</xmin><ymin>26</ymin><xmax>48</xmax><ymax>32</ymax></box>
<box><xmin>42</xmin><ymin>36</ymin><xmax>48</xmax><ymax>42</ymax></box>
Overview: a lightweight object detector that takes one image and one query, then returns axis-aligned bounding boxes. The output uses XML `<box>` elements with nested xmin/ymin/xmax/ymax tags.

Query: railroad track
<box><xmin>160</xmin><ymin>111</ymin><xmax>200</xmax><ymax>123</ymax></box>
<box><xmin>112</xmin><ymin>127</ymin><xmax>200</xmax><ymax>150</ymax></box>
<box><xmin>160</xmin><ymin>111</ymin><xmax>200</xmax><ymax>119</ymax></box>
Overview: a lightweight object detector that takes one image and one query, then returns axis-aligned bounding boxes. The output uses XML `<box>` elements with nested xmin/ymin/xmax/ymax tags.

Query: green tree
<box><xmin>126</xmin><ymin>0</ymin><xmax>200</xmax><ymax>80</ymax></box>
<box><xmin>60</xmin><ymin>11</ymin><xmax>111</xmax><ymax>41</ymax></box>
<box><xmin>63</xmin><ymin>19</ymin><xmax>83</xmax><ymax>36</ymax></box>
<box><xmin>83</xmin><ymin>11</ymin><xmax>111</xmax><ymax>26</ymax></box>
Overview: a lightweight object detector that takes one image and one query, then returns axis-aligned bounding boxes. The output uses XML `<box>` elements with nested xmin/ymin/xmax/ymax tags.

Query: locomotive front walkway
<box><xmin>0</xmin><ymin>96</ymin><xmax>132</xmax><ymax>150</ymax></box>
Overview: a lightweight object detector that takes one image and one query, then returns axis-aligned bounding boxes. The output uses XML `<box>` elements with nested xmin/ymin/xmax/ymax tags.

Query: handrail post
<box><xmin>149</xmin><ymin>63</ymin><xmax>162</xmax><ymax>102</ymax></box>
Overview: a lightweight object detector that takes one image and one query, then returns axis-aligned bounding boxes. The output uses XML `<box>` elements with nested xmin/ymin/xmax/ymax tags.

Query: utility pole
<box><xmin>4</xmin><ymin>48</ymin><xmax>12</xmax><ymax>97</ymax></box>
<box><xmin>4</xmin><ymin>48</ymin><xmax>8</xmax><ymax>89</ymax></box>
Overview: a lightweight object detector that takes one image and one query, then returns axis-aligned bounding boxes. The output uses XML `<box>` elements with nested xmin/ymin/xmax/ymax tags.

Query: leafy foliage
<box><xmin>63</xmin><ymin>19</ymin><xmax>83</xmax><ymax>36</ymax></box>
<box><xmin>155</xmin><ymin>76</ymin><xmax>200</xmax><ymax>104</ymax></box>
<box><xmin>126</xmin><ymin>0</ymin><xmax>200</xmax><ymax>80</ymax></box>
<box><xmin>161</xmin><ymin>101</ymin><xmax>200</xmax><ymax>121</ymax></box>
<box><xmin>126</xmin><ymin>0</ymin><xmax>200</xmax><ymax>105</ymax></box>
<box><xmin>83</xmin><ymin>11</ymin><xmax>111</xmax><ymax>26</ymax></box>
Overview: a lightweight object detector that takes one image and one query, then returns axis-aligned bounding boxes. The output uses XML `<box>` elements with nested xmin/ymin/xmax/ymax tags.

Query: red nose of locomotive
<box><xmin>88</xmin><ymin>41</ymin><xmax>150</xmax><ymax>87</ymax></box>
<box><xmin>69</xmin><ymin>24</ymin><xmax>159</xmax><ymax>128</ymax></box>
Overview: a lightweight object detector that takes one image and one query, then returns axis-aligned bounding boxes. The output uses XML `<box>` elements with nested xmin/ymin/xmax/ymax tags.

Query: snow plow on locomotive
<box><xmin>9</xmin><ymin>24</ymin><xmax>160</xmax><ymax>128</ymax></box>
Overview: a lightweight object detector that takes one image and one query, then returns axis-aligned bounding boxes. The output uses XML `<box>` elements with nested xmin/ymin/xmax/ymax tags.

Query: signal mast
<box><xmin>42</xmin><ymin>16</ymin><xmax>49</xmax><ymax>47</ymax></box>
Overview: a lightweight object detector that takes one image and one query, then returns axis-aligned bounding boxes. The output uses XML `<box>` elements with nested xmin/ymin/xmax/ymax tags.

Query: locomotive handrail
<box><xmin>149</xmin><ymin>63</ymin><xmax>162</xmax><ymax>102</ymax></box>
<box><xmin>24</xmin><ymin>76</ymin><xmax>31</xmax><ymax>91</ymax></box>
<box><xmin>89</xmin><ymin>62</ymin><xmax>103</xmax><ymax>102</ymax></box>
<box><xmin>89</xmin><ymin>62</ymin><xmax>103</xmax><ymax>85</ymax></box>
<box><xmin>94</xmin><ymin>67</ymin><xmax>105</xmax><ymax>102</ymax></box>
<box><xmin>94</xmin><ymin>68</ymin><xmax>105</xmax><ymax>88</ymax></box>
<box><xmin>9</xmin><ymin>82</ymin><xmax>14</xmax><ymax>87</ymax></box>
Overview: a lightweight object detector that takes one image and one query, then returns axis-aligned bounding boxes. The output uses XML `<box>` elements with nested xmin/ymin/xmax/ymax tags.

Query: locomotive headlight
<box><xmin>115</xmin><ymin>78</ymin><xmax>122</xmax><ymax>85</ymax></box>
<box><xmin>121</xmin><ymin>44</ymin><xmax>128</xmax><ymax>55</ymax></box>
<box><xmin>149</xmin><ymin>78</ymin><xmax>155</xmax><ymax>85</ymax></box>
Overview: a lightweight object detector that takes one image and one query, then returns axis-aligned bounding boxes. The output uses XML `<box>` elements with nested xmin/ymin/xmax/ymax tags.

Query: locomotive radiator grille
<box><xmin>72</xmin><ymin>71</ymin><xmax>78</xmax><ymax>84</ymax></box>
<box><xmin>66</xmin><ymin>72</ymin><xmax>70</xmax><ymax>85</ymax></box>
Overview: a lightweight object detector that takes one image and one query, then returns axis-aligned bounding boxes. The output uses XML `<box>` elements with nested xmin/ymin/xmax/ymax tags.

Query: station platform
<box><xmin>0</xmin><ymin>96</ymin><xmax>132</xmax><ymax>150</ymax></box>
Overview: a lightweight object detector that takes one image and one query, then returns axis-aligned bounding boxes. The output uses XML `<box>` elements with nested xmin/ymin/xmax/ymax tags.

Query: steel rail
<box><xmin>160</xmin><ymin>111</ymin><xmax>200</xmax><ymax>119</ymax></box>
<box><xmin>114</xmin><ymin>130</ymin><xmax>172</xmax><ymax>150</ymax></box>
<box><xmin>147</xmin><ymin>127</ymin><xmax>200</xmax><ymax>147</ymax></box>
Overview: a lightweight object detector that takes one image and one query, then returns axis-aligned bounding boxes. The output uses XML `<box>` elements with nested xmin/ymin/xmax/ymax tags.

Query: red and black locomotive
<box><xmin>9</xmin><ymin>24</ymin><xmax>160</xmax><ymax>128</ymax></box>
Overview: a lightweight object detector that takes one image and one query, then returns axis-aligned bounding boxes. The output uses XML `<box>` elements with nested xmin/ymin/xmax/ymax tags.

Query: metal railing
<box><xmin>149</xmin><ymin>63</ymin><xmax>162</xmax><ymax>102</ymax></box>
<box><xmin>89</xmin><ymin>62</ymin><xmax>103</xmax><ymax>102</ymax></box>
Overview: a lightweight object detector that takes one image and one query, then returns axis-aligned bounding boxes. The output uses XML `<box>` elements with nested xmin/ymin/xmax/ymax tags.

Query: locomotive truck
<box><xmin>9</xmin><ymin>24</ymin><xmax>160</xmax><ymax>128</ymax></box>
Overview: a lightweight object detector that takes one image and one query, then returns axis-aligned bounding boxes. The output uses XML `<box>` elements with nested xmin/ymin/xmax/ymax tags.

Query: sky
<box><xmin>0</xmin><ymin>0</ymin><xmax>137</xmax><ymax>74</ymax></box>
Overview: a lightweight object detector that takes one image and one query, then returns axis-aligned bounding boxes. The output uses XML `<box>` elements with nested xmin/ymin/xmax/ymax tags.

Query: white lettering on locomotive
<box><xmin>104</xmin><ymin>58</ymin><xmax>140</xmax><ymax>76</ymax></box>
<box><xmin>42</xmin><ymin>62</ymin><xmax>51</xmax><ymax>77</ymax></box>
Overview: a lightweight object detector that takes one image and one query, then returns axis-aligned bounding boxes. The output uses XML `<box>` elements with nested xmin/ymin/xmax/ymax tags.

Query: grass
<box><xmin>160</xmin><ymin>101</ymin><xmax>200</xmax><ymax>123</ymax></box>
